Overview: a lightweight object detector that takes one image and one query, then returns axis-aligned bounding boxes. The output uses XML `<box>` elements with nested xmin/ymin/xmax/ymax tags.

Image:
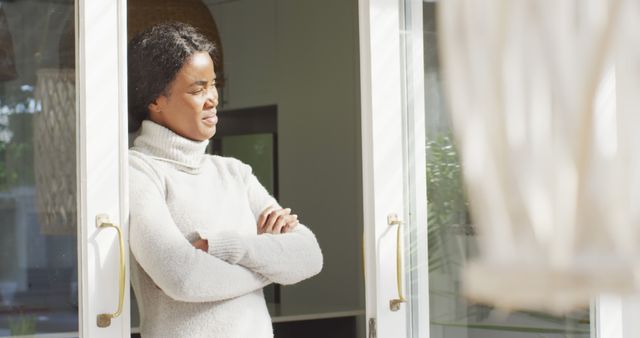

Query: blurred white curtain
<box><xmin>439</xmin><ymin>0</ymin><xmax>640</xmax><ymax>312</ymax></box>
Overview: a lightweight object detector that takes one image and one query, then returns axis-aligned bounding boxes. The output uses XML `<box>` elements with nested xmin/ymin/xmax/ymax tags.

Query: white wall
<box><xmin>206</xmin><ymin>0</ymin><xmax>277</xmax><ymax>110</ymax></box>
<box><xmin>275</xmin><ymin>0</ymin><xmax>362</xmax><ymax>313</ymax></box>
<box><xmin>208</xmin><ymin>0</ymin><xmax>364</xmax><ymax>318</ymax></box>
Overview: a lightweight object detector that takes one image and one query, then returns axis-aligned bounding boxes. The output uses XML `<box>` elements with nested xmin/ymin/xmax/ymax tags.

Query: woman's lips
<box><xmin>202</xmin><ymin>114</ymin><xmax>218</xmax><ymax>125</ymax></box>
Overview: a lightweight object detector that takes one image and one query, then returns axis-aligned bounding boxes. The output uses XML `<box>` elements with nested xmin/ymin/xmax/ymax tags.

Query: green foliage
<box><xmin>425</xmin><ymin>133</ymin><xmax>591</xmax><ymax>334</ymax></box>
<box><xmin>9</xmin><ymin>314</ymin><xmax>37</xmax><ymax>335</ymax></box>
<box><xmin>0</xmin><ymin>138</ymin><xmax>33</xmax><ymax>191</ymax></box>
<box><xmin>0</xmin><ymin>109</ymin><xmax>35</xmax><ymax>191</ymax></box>
<box><xmin>426</xmin><ymin>133</ymin><xmax>469</xmax><ymax>273</ymax></box>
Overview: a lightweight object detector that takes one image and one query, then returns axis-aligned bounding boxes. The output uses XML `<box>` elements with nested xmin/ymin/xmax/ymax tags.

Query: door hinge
<box><xmin>368</xmin><ymin>318</ymin><xmax>376</xmax><ymax>338</ymax></box>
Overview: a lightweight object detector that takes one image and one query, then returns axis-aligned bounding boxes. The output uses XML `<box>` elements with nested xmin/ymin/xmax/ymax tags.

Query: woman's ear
<box><xmin>148</xmin><ymin>98</ymin><xmax>162</xmax><ymax>115</ymax></box>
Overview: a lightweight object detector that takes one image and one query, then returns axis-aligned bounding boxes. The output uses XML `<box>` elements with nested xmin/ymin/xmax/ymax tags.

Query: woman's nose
<box><xmin>205</xmin><ymin>87</ymin><xmax>218</xmax><ymax>108</ymax></box>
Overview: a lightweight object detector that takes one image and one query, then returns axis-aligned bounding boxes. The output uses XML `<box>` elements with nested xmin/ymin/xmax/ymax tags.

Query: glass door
<box><xmin>415</xmin><ymin>1</ymin><xmax>591</xmax><ymax>337</ymax></box>
<box><xmin>0</xmin><ymin>0</ymin><xmax>129</xmax><ymax>337</ymax></box>
<box><xmin>0</xmin><ymin>3</ymin><xmax>77</xmax><ymax>336</ymax></box>
<box><xmin>361</xmin><ymin>0</ymin><xmax>603</xmax><ymax>337</ymax></box>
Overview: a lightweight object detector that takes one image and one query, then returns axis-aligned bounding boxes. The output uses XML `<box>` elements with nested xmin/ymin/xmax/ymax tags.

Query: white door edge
<box><xmin>359</xmin><ymin>0</ymin><xmax>409</xmax><ymax>337</ymax></box>
<box><xmin>400</xmin><ymin>0</ymin><xmax>429</xmax><ymax>337</ymax></box>
<box><xmin>76</xmin><ymin>0</ymin><xmax>130</xmax><ymax>336</ymax></box>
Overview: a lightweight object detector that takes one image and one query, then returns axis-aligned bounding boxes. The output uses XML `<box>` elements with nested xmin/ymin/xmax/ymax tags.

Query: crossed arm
<box><xmin>192</xmin><ymin>205</ymin><xmax>300</xmax><ymax>251</ymax></box>
<box><xmin>129</xmin><ymin>154</ymin><xmax>323</xmax><ymax>303</ymax></box>
<box><xmin>194</xmin><ymin>206</ymin><xmax>323</xmax><ymax>285</ymax></box>
<box><xmin>129</xmin><ymin>156</ymin><xmax>271</xmax><ymax>303</ymax></box>
<box><xmin>192</xmin><ymin>161</ymin><xmax>323</xmax><ymax>285</ymax></box>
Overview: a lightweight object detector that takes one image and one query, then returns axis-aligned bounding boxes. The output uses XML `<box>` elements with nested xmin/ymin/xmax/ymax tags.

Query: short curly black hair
<box><xmin>128</xmin><ymin>22</ymin><xmax>217</xmax><ymax>132</ymax></box>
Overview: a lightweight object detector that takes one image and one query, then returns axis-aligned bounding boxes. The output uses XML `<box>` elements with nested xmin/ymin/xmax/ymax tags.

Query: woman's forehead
<box><xmin>189</xmin><ymin>52</ymin><xmax>214</xmax><ymax>68</ymax></box>
<box><xmin>176</xmin><ymin>52</ymin><xmax>216</xmax><ymax>83</ymax></box>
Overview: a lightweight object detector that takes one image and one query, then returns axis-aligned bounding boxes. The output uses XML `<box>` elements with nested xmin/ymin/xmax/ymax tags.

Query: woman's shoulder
<box><xmin>128</xmin><ymin>149</ymin><xmax>166</xmax><ymax>185</ymax></box>
<box><xmin>129</xmin><ymin>148</ymin><xmax>158</xmax><ymax>171</ymax></box>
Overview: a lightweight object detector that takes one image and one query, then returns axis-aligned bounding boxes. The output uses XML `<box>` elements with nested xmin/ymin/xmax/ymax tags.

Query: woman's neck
<box><xmin>132</xmin><ymin>119</ymin><xmax>209</xmax><ymax>169</ymax></box>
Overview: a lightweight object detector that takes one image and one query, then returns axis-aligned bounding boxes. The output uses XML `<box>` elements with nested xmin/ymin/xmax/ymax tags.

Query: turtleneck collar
<box><xmin>132</xmin><ymin>120</ymin><xmax>210</xmax><ymax>169</ymax></box>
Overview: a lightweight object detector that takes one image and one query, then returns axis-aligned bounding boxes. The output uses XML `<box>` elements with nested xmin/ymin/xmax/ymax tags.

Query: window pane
<box><xmin>411</xmin><ymin>2</ymin><xmax>591</xmax><ymax>337</ymax></box>
<box><xmin>0</xmin><ymin>1</ymin><xmax>78</xmax><ymax>336</ymax></box>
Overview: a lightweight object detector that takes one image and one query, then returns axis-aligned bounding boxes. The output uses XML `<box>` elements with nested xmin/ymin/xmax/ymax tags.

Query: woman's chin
<box><xmin>203</xmin><ymin>126</ymin><xmax>216</xmax><ymax>140</ymax></box>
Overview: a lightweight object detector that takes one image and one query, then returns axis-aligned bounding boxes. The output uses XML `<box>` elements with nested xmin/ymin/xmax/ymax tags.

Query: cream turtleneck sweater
<box><xmin>128</xmin><ymin>120</ymin><xmax>323</xmax><ymax>338</ymax></box>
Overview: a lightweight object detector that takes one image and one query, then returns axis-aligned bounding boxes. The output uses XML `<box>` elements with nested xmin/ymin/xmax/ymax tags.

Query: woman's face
<box><xmin>148</xmin><ymin>51</ymin><xmax>219</xmax><ymax>141</ymax></box>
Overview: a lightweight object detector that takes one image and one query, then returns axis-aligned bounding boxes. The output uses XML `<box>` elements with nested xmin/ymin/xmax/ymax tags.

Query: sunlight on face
<box><xmin>148</xmin><ymin>52</ymin><xmax>219</xmax><ymax>141</ymax></box>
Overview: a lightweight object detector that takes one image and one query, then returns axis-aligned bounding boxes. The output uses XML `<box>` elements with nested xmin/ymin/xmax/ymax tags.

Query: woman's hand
<box><xmin>192</xmin><ymin>238</ymin><xmax>209</xmax><ymax>252</ymax></box>
<box><xmin>258</xmin><ymin>206</ymin><xmax>299</xmax><ymax>234</ymax></box>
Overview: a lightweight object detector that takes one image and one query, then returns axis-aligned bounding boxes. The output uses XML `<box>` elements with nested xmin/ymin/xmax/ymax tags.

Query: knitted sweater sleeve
<box><xmin>198</xmin><ymin>160</ymin><xmax>323</xmax><ymax>285</ymax></box>
<box><xmin>128</xmin><ymin>154</ymin><xmax>270</xmax><ymax>302</ymax></box>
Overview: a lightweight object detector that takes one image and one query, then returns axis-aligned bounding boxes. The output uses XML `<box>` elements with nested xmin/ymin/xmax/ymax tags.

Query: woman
<box><xmin>127</xmin><ymin>22</ymin><xmax>323</xmax><ymax>338</ymax></box>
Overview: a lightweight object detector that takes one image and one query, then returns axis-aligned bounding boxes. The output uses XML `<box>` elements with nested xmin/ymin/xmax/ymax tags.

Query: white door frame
<box><xmin>76</xmin><ymin>0</ymin><xmax>130</xmax><ymax>336</ymax></box>
<box><xmin>359</xmin><ymin>0</ymin><xmax>410</xmax><ymax>336</ymax></box>
<box><xmin>595</xmin><ymin>294</ymin><xmax>640</xmax><ymax>337</ymax></box>
<box><xmin>398</xmin><ymin>0</ymin><xmax>429</xmax><ymax>336</ymax></box>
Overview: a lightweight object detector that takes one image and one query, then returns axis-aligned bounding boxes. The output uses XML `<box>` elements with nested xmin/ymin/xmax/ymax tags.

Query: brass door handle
<box><xmin>96</xmin><ymin>214</ymin><xmax>125</xmax><ymax>328</ymax></box>
<box><xmin>388</xmin><ymin>213</ymin><xmax>406</xmax><ymax>311</ymax></box>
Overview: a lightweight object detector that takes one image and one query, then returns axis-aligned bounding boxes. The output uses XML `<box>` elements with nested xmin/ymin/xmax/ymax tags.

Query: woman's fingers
<box><xmin>281</xmin><ymin>215</ymin><xmax>299</xmax><ymax>233</ymax></box>
<box><xmin>264</xmin><ymin>208</ymin><xmax>290</xmax><ymax>233</ymax></box>
<box><xmin>258</xmin><ymin>207</ymin><xmax>300</xmax><ymax>234</ymax></box>
<box><xmin>273</xmin><ymin>216</ymin><xmax>288</xmax><ymax>233</ymax></box>
<box><xmin>258</xmin><ymin>205</ymin><xmax>278</xmax><ymax>232</ymax></box>
<box><xmin>284</xmin><ymin>215</ymin><xmax>299</xmax><ymax>232</ymax></box>
<box><xmin>287</xmin><ymin>214</ymin><xmax>298</xmax><ymax>225</ymax></box>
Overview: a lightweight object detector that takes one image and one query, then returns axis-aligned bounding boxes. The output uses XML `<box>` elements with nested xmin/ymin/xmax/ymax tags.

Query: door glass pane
<box><xmin>0</xmin><ymin>1</ymin><xmax>78</xmax><ymax>336</ymax></box>
<box><xmin>408</xmin><ymin>1</ymin><xmax>591</xmax><ymax>337</ymax></box>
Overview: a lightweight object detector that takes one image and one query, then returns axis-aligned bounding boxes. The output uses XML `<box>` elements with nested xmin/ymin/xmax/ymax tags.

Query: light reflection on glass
<box><xmin>0</xmin><ymin>1</ymin><xmax>78</xmax><ymax>336</ymax></box>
